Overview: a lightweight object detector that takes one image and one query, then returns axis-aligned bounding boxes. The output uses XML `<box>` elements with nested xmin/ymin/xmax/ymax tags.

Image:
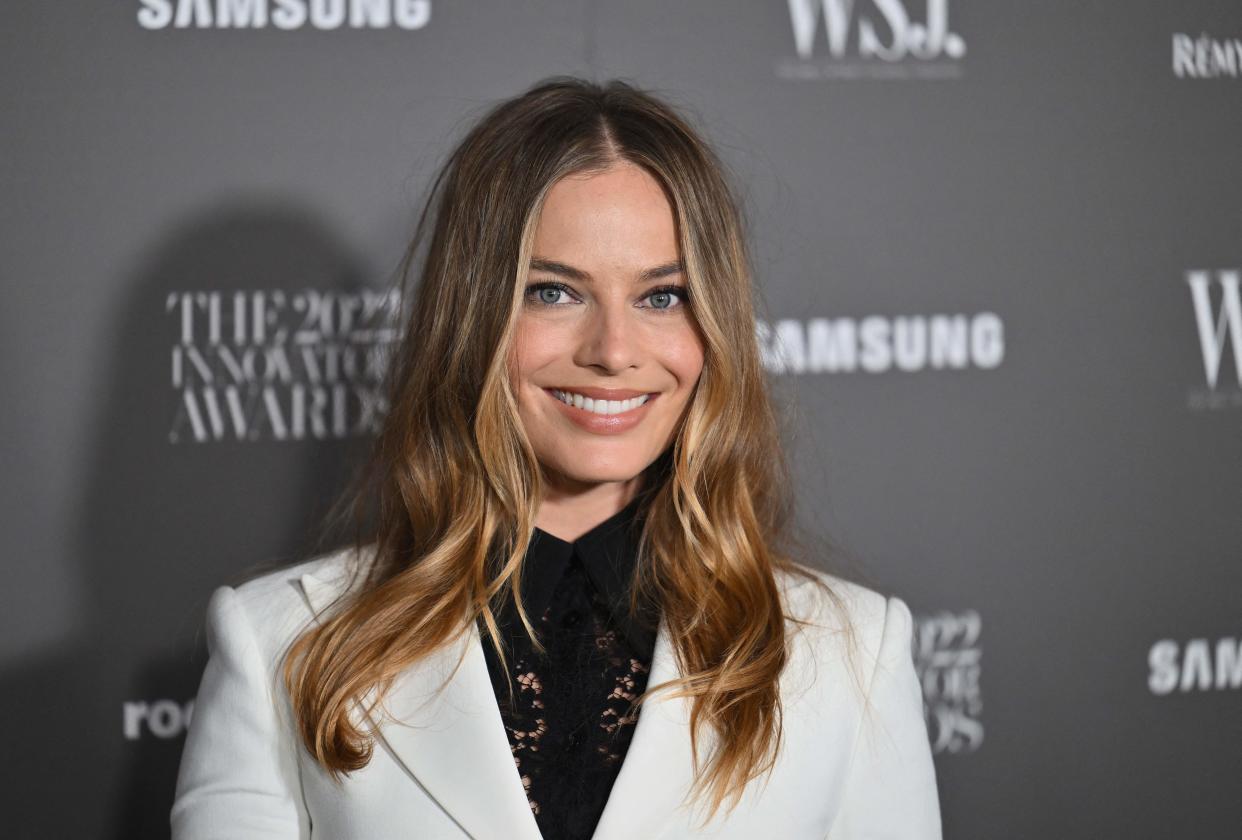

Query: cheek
<box><xmin>510</xmin><ymin>318</ymin><xmax>553</xmax><ymax>382</ymax></box>
<box><xmin>510</xmin><ymin>317</ymin><xmax>580</xmax><ymax>407</ymax></box>
<box><xmin>663</xmin><ymin>325</ymin><xmax>706</xmax><ymax>387</ymax></box>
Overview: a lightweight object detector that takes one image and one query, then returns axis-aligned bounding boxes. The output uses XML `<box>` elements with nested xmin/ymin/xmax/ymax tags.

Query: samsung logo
<box><xmin>137</xmin><ymin>0</ymin><xmax>431</xmax><ymax>30</ymax></box>
<box><xmin>757</xmin><ymin>313</ymin><xmax>1004</xmax><ymax>374</ymax></box>
<box><xmin>1149</xmin><ymin>637</ymin><xmax>1242</xmax><ymax>694</ymax></box>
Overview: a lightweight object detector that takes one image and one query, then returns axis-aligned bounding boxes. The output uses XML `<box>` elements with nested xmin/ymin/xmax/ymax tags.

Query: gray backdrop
<box><xmin>3</xmin><ymin>1</ymin><xmax>1240</xmax><ymax>838</ymax></box>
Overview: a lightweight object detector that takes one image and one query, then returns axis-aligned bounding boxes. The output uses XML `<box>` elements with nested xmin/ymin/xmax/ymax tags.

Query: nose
<box><xmin>573</xmin><ymin>298</ymin><xmax>639</xmax><ymax>374</ymax></box>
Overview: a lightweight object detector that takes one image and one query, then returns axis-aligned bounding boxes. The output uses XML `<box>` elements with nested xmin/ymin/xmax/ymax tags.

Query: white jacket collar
<box><xmin>297</xmin><ymin>570</ymin><xmax>708</xmax><ymax>840</ymax></box>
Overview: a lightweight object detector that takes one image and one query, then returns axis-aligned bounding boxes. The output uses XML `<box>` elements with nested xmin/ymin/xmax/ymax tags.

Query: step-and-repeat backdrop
<box><xmin>3</xmin><ymin>2</ymin><xmax>1239</xmax><ymax>837</ymax></box>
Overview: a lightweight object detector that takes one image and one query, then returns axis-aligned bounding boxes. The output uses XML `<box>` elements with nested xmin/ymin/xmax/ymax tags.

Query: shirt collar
<box><xmin>505</xmin><ymin>493</ymin><xmax>658</xmax><ymax>655</ymax></box>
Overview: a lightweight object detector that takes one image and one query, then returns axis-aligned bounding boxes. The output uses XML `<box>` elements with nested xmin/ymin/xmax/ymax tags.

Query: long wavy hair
<box><xmin>281</xmin><ymin>75</ymin><xmax>854</xmax><ymax>827</ymax></box>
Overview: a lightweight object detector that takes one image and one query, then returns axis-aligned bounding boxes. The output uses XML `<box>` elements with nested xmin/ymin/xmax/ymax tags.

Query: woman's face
<box><xmin>510</xmin><ymin>162</ymin><xmax>705</xmax><ymax>492</ymax></box>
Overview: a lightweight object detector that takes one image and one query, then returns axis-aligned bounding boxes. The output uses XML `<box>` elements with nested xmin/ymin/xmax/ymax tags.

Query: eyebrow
<box><xmin>529</xmin><ymin>257</ymin><xmax>684</xmax><ymax>283</ymax></box>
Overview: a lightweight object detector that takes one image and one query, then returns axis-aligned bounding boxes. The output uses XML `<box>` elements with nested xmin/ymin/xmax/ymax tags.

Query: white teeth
<box><xmin>552</xmin><ymin>390</ymin><xmax>650</xmax><ymax>415</ymax></box>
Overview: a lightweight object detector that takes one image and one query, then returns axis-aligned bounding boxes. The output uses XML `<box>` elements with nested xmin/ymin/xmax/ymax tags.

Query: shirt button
<box><xmin>561</xmin><ymin>610</ymin><xmax>581</xmax><ymax>628</ymax></box>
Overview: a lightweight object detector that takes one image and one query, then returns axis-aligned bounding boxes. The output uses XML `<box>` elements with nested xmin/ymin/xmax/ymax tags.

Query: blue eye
<box><xmin>524</xmin><ymin>282</ymin><xmax>576</xmax><ymax>307</ymax></box>
<box><xmin>641</xmin><ymin>285</ymin><xmax>690</xmax><ymax>311</ymax></box>
<box><xmin>537</xmin><ymin>286</ymin><xmax>567</xmax><ymax>305</ymax></box>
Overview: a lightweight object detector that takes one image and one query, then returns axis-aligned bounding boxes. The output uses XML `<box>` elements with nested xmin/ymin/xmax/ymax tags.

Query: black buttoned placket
<box><xmin>479</xmin><ymin>495</ymin><xmax>660</xmax><ymax>840</ymax></box>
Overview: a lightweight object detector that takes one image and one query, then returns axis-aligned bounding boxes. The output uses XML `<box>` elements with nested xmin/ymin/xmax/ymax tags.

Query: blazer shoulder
<box><xmin>776</xmin><ymin>565</ymin><xmax>924</xmax><ymax>743</ymax></box>
<box><xmin>211</xmin><ymin>543</ymin><xmax>376</xmax><ymax>658</ymax></box>
<box><xmin>233</xmin><ymin>542</ymin><xmax>372</xmax><ymax>605</ymax></box>
<box><xmin>776</xmin><ymin>562</ymin><xmax>893</xmax><ymax>639</ymax></box>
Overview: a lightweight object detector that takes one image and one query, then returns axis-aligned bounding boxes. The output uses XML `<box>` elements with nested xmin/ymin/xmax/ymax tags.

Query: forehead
<box><xmin>532</xmin><ymin>164</ymin><xmax>680</xmax><ymax>263</ymax></box>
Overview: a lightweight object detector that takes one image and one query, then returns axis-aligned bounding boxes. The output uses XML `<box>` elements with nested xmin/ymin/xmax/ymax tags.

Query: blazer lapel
<box><xmin>298</xmin><ymin>571</ymin><xmax>543</xmax><ymax>840</ymax></box>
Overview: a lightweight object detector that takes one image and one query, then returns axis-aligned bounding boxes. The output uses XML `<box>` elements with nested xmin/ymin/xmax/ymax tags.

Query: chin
<box><xmin>545</xmin><ymin>452</ymin><xmax>652</xmax><ymax>485</ymax></box>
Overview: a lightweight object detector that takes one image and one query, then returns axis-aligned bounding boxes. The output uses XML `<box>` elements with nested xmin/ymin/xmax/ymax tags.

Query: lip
<box><xmin>543</xmin><ymin>387</ymin><xmax>658</xmax><ymax>435</ymax></box>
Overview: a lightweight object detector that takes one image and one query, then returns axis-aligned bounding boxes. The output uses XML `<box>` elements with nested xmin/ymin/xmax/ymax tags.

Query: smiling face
<box><xmin>510</xmin><ymin>162</ymin><xmax>705</xmax><ymax>497</ymax></box>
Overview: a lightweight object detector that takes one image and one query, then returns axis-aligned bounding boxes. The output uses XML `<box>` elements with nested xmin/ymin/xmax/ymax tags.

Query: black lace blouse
<box><xmin>478</xmin><ymin>495</ymin><xmax>660</xmax><ymax>840</ymax></box>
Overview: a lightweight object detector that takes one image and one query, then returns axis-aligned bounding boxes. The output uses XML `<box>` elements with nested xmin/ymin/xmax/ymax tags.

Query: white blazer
<box><xmin>171</xmin><ymin>547</ymin><xmax>942</xmax><ymax>839</ymax></box>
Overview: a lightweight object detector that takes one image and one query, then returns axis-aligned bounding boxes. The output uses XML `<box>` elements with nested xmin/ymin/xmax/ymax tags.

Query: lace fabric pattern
<box><xmin>481</xmin><ymin>550</ymin><xmax>654</xmax><ymax>840</ymax></box>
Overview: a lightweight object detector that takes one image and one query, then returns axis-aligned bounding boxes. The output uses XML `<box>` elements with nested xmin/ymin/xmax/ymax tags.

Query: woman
<box><xmin>171</xmin><ymin>76</ymin><xmax>942</xmax><ymax>839</ymax></box>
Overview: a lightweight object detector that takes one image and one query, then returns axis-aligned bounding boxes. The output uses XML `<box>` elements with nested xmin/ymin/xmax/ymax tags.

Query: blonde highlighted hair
<box><xmin>282</xmin><ymin>76</ymin><xmax>853</xmax><ymax>827</ymax></box>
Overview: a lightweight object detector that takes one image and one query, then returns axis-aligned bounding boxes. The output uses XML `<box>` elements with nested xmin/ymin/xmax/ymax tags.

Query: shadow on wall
<box><xmin>0</xmin><ymin>201</ymin><xmax>381</xmax><ymax>839</ymax></box>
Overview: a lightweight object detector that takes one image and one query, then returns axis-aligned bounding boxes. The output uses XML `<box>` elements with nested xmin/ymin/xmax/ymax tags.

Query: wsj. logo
<box><xmin>138</xmin><ymin>0</ymin><xmax>431</xmax><ymax>30</ymax></box>
<box><xmin>756</xmin><ymin>313</ymin><xmax>1004</xmax><ymax>374</ymax></box>
<box><xmin>1186</xmin><ymin>269</ymin><xmax>1242</xmax><ymax>410</ymax></box>
<box><xmin>123</xmin><ymin>699</ymin><xmax>195</xmax><ymax>740</ymax></box>
<box><xmin>779</xmin><ymin>0</ymin><xmax>966</xmax><ymax>80</ymax></box>
<box><xmin>913</xmin><ymin>610</ymin><xmax>983</xmax><ymax>754</ymax></box>
<box><xmin>1172</xmin><ymin>33</ymin><xmax>1242</xmax><ymax>79</ymax></box>
<box><xmin>167</xmin><ymin>288</ymin><xmax>401</xmax><ymax>443</ymax></box>
<box><xmin>1149</xmin><ymin>637</ymin><xmax>1242</xmax><ymax>694</ymax></box>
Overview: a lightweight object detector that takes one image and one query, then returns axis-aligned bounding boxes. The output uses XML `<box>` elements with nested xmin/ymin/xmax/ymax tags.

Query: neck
<box><xmin>534</xmin><ymin>473</ymin><xmax>644</xmax><ymax>543</ymax></box>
